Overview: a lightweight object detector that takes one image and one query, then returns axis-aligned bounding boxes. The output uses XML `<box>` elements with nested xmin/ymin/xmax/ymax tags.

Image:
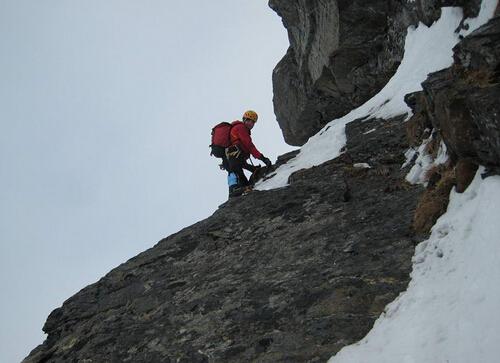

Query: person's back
<box><xmin>229</xmin><ymin>121</ymin><xmax>262</xmax><ymax>160</ymax></box>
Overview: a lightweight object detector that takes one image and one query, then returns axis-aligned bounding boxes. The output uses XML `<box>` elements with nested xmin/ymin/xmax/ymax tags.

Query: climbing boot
<box><xmin>229</xmin><ymin>185</ymin><xmax>244</xmax><ymax>198</ymax></box>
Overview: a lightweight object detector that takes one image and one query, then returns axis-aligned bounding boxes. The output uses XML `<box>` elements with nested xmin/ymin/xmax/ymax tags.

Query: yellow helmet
<box><xmin>242</xmin><ymin>110</ymin><xmax>258</xmax><ymax>122</ymax></box>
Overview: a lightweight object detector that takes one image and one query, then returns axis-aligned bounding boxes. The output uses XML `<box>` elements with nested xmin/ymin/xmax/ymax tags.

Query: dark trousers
<box><xmin>227</xmin><ymin>153</ymin><xmax>256</xmax><ymax>187</ymax></box>
<box><xmin>211</xmin><ymin>145</ymin><xmax>231</xmax><ymax>172</ymax></box>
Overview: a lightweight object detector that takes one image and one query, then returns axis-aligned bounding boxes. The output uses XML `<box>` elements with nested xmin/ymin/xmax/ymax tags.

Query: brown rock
<box><xmin>455</xmin><ymin>158</ymin><xmax>478</xmax><ymax>193</ymax></box>
<box><xmin>413</xmin><ymin>167</ymin><xmax>455</xmax><ymax>234</ymax></box>
<box><xmin>417</xmin><ymin>16</ymin><xmax>500</xmax><ymax>173</ymax></box>
<box><xmin>405</xmin><ymin>92</ymin><xmax>433</xmax><ymax>148</ymax></box>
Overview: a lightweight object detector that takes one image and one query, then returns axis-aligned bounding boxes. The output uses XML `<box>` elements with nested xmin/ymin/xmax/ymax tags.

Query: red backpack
<box><xmin>210</xmin><ymin>122</ymin><xmax>233</xmax><ymax>158</ymax></box>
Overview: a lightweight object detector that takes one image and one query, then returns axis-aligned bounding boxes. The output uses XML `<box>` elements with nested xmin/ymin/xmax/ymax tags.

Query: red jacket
<box><xmin>229</xmin><ymin>121</ymin><xmax>263</xmax><ymax>159</ymax></box>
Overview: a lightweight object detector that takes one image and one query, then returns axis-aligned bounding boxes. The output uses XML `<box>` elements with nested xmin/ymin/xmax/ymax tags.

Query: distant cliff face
<box><xmin>270</xmin><ymin>0</ymin><xmax>483</xmax><ymax>146</ymax></box>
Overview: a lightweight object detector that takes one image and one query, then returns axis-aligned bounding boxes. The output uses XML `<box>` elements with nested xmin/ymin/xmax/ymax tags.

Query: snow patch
<box><xmin>461</xmin><ymin>0</ymin><xmax>499</xmax><ymax>36</ymax></box>
<box><xmin>405</xmin><ymin>135</ymin><xmax>448</xmax><ymax>186</ymax></box>
<box><xmin>328</xmin><ymin>169</ymin><xmax>500</xmax><ymax>363</ymax></box>
<box><xmin>353</xmin><ymin>163</ymin><xmax>371</xmax><ymax>169</ymax></box>
<box><xmin>257</xmin><ymin>7</ymin><xmax>465</xmax><ymax>191</ymax></box>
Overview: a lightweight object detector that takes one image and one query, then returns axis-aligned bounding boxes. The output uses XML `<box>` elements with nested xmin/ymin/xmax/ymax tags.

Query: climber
<box><xmin>226</xmin><ymin>110</ymin><xmax>272</xmax><ymax>197</ymax></box>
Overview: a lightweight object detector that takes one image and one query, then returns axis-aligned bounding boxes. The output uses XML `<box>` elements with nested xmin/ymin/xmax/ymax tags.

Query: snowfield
<box><xmin>257</xmin><ymin>1</ymin><xmax>500</xmax><ymax>362</ymax></box>
<box><xmin>329</xmin><ymin>169</ymin><xmax>500</xmax><ymax>363</ymax></box>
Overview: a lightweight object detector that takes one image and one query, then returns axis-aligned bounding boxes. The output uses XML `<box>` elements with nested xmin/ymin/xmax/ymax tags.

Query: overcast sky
<box><xmin>0</xmin><ymin>1</ymin><xmax>292</xmax><ymax>361</ymax></box>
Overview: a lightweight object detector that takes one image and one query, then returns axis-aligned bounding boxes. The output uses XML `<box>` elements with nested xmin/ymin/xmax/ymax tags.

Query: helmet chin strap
<box><xmin>243</xmin><ymin>119</ymin><xmax>255</xmax><ymax>129</ymax></box>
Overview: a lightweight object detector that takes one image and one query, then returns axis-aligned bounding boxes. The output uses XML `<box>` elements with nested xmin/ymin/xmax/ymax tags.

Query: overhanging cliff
<box><xmin>270</xmin><ymin>0</ymin><xmax>483</xmax><ymax>146</ymax></box>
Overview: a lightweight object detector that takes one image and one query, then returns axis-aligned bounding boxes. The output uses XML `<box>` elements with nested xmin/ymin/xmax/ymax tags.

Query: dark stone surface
<box><xmin>411</xmin><ymin>16</ymin><xmax>500</xmax><ymax>174</ymax></box>
<box><xmin>454</xmin><ymin>16</ymin><xmax>500</xmax><ymax>169</ymax></box>
<box><xmin>269</xmin><ymin>0</ymin><xmax>486</xmax><ymax>146</ymax></box>
<box><xmin>269</xmin><ymin>0</ymin><xmax>413</xmax><ymax>146</ymax></box>
<box><xmin>24</xmin><ymin>117</ymin><xmax>423</xmax><ymax>363</ymax></box>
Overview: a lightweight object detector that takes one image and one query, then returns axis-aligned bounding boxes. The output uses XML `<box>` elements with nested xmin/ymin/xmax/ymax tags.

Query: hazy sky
<box><xmin>0</xmin><ymin>1</ymin><xmax>292</xmax><ymax>361</ymax></box>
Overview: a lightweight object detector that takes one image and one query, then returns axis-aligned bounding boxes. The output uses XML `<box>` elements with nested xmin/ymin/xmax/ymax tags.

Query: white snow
<box><xmin>257</xmin><ymin>7</ymin><xmax>466</xmax><ymax>191</ymax></box>
<box><xmin>462</xmin><ymin>0</ymin><xmax>499</xmax><ymax>37</ymax></box>
<box><xmin>405</xmin><ymin>134</ymin><xmax>434</xmax><ymax>184</ymax></box>
<box><xmin>353</xmin><ymin>163</ymin><xmax>371</xmax><ymax>169</ymax></box>
<box><xmin>405</xmin><ymin>136</ymin><xmax>449</xmax><ymax>185</ymax></box>
<box><xmin>257</xmin><ymin>2</ymin><xmax>497</xmax><ymax>191</ymax></box>
<box><xmin>325</xmin><ymin>1</ymin><xmax>500</xmax><ymax>362</ymax></box>
<box><xmin>257</xmin><ymin>1</ymin><xmax>500</xmax><ymax>362</ymax></box>
<box><xmin>363</xmin><ymin>128</ymin><xmax>377</xmax><ymax>135</ymax></box>
<box><xmin>328</xmin><ymin>169</ymin><xmax>500</xmax><ymax>363</ymax></box>
<box><xmin>434</xmin><ymin>140</ymin><xmax>449</xmax><ymax>165</ymax></box>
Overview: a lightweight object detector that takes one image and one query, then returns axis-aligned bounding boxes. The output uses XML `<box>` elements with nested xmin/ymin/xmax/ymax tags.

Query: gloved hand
<box><xmin>259</xmin><ymin>155</ymin><xmax>272</xmax><ymax>168</ymax></box>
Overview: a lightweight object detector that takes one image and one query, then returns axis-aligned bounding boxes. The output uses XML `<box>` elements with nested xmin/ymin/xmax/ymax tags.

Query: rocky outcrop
<box><xmin>24</xmin><ymin>116</ymin><xmax>422</xmax><ymax>363</ymax></box>
<box><xmin>270</xmin><ymin>0</ymin><xmax>486</xmax><ymax>146</ymax></box>
<box><xmin>270</xmin><ymin>0</ymin><xmax>412</xmax><ymax>145</ymax></box>
<box><xmin>402</xmin><ymin>14</ymin><xmax>500</xmax><ymax>235</ymax></box>
<box><xmin>406</xmin><ymin>15</ymin><xmax>500</xmax><ymax>176</ymax></box>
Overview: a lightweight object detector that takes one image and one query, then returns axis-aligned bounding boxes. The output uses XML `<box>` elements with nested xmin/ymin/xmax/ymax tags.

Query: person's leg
<box><xmin>222</xmin><ymin>154</ymin><xmax>230</xmax><ymax>172</ymax></box>
<box><xmin>228</xmin><ymin>153</ymin><xmax>248</xmax><ymax>184</ymax></box>
<box><xmin>227</xmin><ymin>171</ymin><xmax>238</xmax><ymax>195</ymax></box>
<box><xmin>227</xmin><ymin>155</ymin><xmax>249</xmax><ymax>197</ymax></box>
<box><xmin>242</xmin><ymin>162</ymin><xmax>256</xmax><ymax>173</ymax></box>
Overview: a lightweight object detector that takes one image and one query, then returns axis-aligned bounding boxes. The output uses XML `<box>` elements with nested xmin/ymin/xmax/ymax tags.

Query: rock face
<box><xmin>270</xmin><ymin>0</ymin><xmax>485</xmax><ymax>146</ymax></box>
<box><xmin>24</xmin><ymin>116</ymin><xmax>422</xmax><ymax>363</ymax></box>
<box><xmin>24</xmin><ymin>3</ymin><xmax>500</xmax><ymax>363</ymax></box>
<box><xmin>402</xmin><ymin>14</ymin><xmax>500</xmax><ymax>235</ymax></box>
<box><xmin>269</xmin><ymin>0</ymin><xmax>411</xmax><ymax>145</ymax></box>
<box><xmin>407</xmin><ymin>15</ymin><xmax>500</xmax><ymax>175</ymax></box>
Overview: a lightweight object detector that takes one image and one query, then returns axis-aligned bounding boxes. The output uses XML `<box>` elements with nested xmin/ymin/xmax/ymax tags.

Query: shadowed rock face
<box><xmin>407</xmin><ymin>15</ymin><xmax>500</xmax><ymax>175</ymax></box>
<box><xmin>269</xmin><ymin>0</ymin><xmax>412</xmax><ymax>146</ymax></box>
<box><xmin>269</xmin><ymin>0</ymin><xmax>485</xmax><ymax>146</ymax></box>
<box><xmin>24</xmin><ymin>117</ymin><xmax>423</xmax><ymax>363</ymax></box>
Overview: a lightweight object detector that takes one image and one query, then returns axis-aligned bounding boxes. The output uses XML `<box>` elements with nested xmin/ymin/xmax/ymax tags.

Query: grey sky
<box><xmin>0</xmin><ymin>1</ymin><xmax>292</xmax><ymax>361</ymax></box>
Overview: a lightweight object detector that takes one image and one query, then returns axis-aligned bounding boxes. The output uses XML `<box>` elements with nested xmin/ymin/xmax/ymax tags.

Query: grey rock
<box><xmin>411</xmin><ymin>16</ymin><xmax>500</xmax><ymax>174</ymax></box>
<box><xmin>269</xmin><ymin>0</ymin><xmax>485</xmax><ymax>146</ymax></box>
<box><xmin>24</xmin><ymin>116</ymin><xmax>423</xmax><ymax>363</ymax></box>
<box><xmin>270</xmin><ymin>0</ymin><xmax>413</xmax><ymax>145</ymax></box>
<box><xmin>412</xmin><ymin>0</ymin><xmax>482</xmax><ymax>26</ymax></box>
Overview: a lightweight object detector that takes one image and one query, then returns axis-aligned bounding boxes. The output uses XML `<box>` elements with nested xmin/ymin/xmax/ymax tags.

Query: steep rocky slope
<box><xmin>24</xmin><ymin>2</ymin><xmax>500</xmax><ymax>363</ymax></box>
<box><xmin>24</xmin><ymin>116</ymin><xmax>422</xmax><ymax>362</ymax></box>
<box><xmin>407</xmin><ymin>14</ymin><xmax>500</xmax><ymax>175</ymax></box>
<box><xmin>402</xmin><ymin>11</ymin><xmax>500</xmax><ymax>237</ymax></box>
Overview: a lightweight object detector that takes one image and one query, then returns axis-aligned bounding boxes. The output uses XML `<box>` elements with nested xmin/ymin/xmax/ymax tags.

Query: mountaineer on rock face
<box><xmin>210</xmin><ymin>110</ymin><xmax>272</xmax><ymax>198</ymax></box>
